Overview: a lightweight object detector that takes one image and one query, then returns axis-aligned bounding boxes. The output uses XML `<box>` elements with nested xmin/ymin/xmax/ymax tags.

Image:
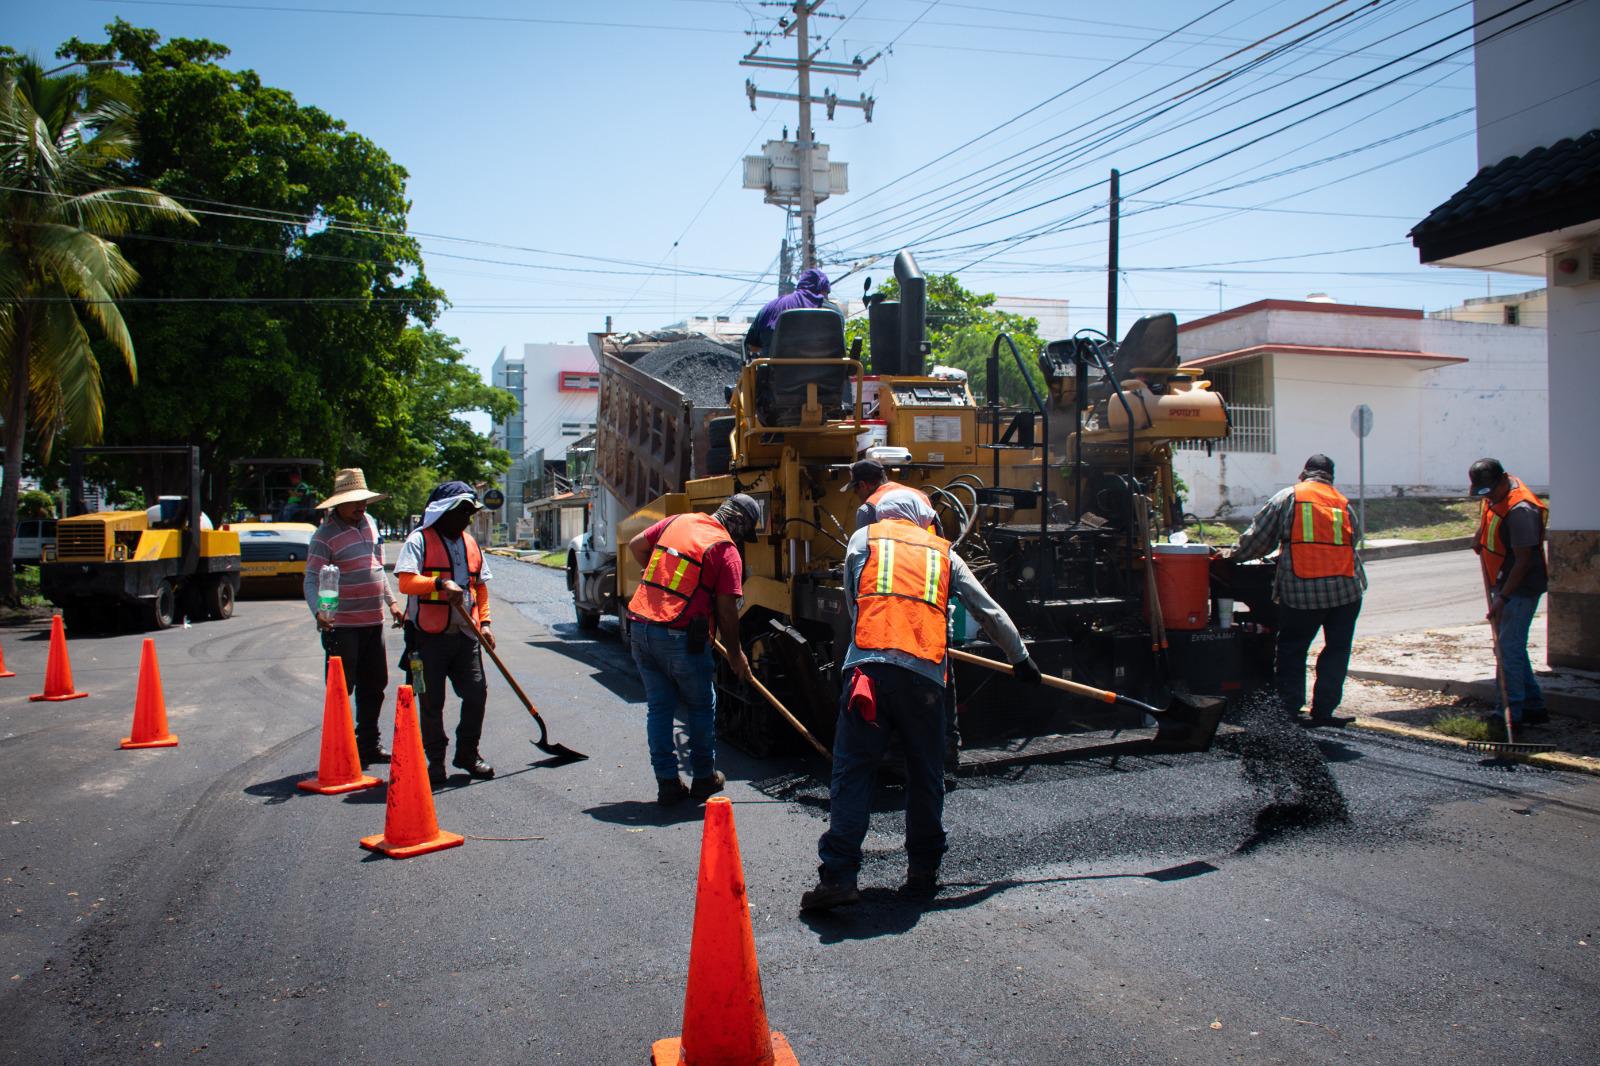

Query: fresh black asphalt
<box><xmin>2</xmin><ymin>557</ymin><xmax>1595</xmax><ymax>1064</ymax></box>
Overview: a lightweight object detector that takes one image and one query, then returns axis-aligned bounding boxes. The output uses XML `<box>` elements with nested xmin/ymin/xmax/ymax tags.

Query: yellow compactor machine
<box><xmin>589</xmin><ymin>251</ymin><xmax>1276</xmax><ymax>769</ymax></box>
<box><xmin>41</xmin><ymin>446</ymin><xmax>242</xmax><ymax>634</ymax></box>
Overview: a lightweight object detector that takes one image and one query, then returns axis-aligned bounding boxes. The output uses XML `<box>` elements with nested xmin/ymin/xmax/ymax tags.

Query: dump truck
<box><xmin>567</xmin><ymin>331</ymin><xmax>739</xmax><ymax>634</ymax></box>
<box><xmin>574</xmin><ymin>252</ymin><xmax>1274</xmax><ymax>769</ymax></box>
<box><xmin>41</xmin><ymin>446</ymin><xmax>242</xmax><ymax>634</ymax></box>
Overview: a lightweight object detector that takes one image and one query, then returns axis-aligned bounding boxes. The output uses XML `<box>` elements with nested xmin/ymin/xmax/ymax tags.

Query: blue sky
<box><xmin>10</xmin><ymin>0</ymin><xmax>1538</xmax><ymax>388</ymax></box>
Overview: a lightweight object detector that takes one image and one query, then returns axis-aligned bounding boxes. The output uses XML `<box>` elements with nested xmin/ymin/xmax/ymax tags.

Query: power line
<box><xmin>92</xmin><ymin>0</ymin><xmax>740</xmax><ymax>35</ymax></box>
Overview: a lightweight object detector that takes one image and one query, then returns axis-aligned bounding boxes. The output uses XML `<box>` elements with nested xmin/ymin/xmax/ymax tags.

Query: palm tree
<box><xmin>0</xmin><ymin>57</ymin><xmax>193</xmax><ymax>602</ymax></box>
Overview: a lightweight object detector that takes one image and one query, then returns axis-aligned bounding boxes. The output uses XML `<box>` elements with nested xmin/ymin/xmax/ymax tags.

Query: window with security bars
<box><xmin>1176</xmin><ymin>355</ymin><xmax>1274</xmax><ymax>454</ymax></box>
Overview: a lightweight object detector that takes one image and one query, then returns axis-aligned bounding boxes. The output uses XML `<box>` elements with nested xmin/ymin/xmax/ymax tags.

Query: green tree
<box><xmin>18</xmin><ymin>488</ymin><xmax>55</xmax><ymax>518</ymax></box>
<box><xmin>0</xmin><ymin>54</ymin><xmax>193</xmax><ymax>600</ymax></box>
<box><xmin>54</xmin><ymin>23</ymin><xmax>501</xmax><ymax>519</ymax></box>
<box><xmin>846</xmin><ymin>273</ymin><xmax>1045</xmax><ymax>405</ymax></box>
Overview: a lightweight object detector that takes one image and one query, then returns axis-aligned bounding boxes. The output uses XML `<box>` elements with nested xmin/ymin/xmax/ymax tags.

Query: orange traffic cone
<box><xmin>359</xmin><ymin>685</ymin><xmax>463</xmax><ymax>858</ymax></box>
<box><xmin>0</xmin><ymin>636</ymin><xmax>15</xmax><ymax>678</ymax></box>
<box><xmin>120</xmin><ymin>639</ymin><xmax>178</xmax><ymax>749</ymax></box>
<box><xmin>29</xmin><ymin>615</ymin><xmax>87</xmax><ymax>702</ymax></box>
<box><xmin>651</xmin><ymin>796</ymin><xmax>799</xmax><ymax>1066</ymax></box>
<box><xmin>297</xmin><ymin>657</ymin><xmax>380</xmax><ymax>794</ymax></box>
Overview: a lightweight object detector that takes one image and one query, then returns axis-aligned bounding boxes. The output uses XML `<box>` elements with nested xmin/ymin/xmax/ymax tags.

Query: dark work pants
<box><xmin>416</xmin><ymin>630</ymin><xmax>489</xmax><ymax>765</ymax></box>
<box><xmin>321</xmin><ymin>625</ymin><xmax>390</xmax><ymax>748</ymax></box>
<box><xmin>818</xmin><ymin>663</ymin><xmax>948</xmax><ymax>886</ymax></box>
<box><xmin>1275</xmin><ymin>599</ymin><xmax>1362</xmax><ymax>717</ymax></box>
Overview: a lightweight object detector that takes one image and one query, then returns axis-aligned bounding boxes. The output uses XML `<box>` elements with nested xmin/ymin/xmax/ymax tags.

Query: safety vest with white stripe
<box><xmin>854</xmin><ymin>519</ymin><xmax>952</xmax><ymax>665</ymax></box>
<box><xmin>627</xmin><ymin>512</ymin><xmax>732</xmax><ymax>626</ymax></box>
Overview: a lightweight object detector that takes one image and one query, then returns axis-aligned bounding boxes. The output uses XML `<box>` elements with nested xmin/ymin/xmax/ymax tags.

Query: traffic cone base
<box><xmin>650</xmin><ymin>1033</ymin><xmax>798</xmax><ymax>1066</ymax></box>
<box><xmin>300</xmin><ymin>656</ymin><xmax>381</xmax><ymax>794</ymax></box>
<box><xmin>300</xmin><ymin>772</ymin><xmax>381</xmax><ymax>795</ymax></box>
<box><xmin>120</xmin><ymin>639</ymin><xmax>179</xmax><ymax>750</ymax></box>
<box><xmin>0</xmin><ymin>638</ymin><xmax>15</xmax><ymax>678</ymax></box>
<box><xmin>358</xmin><ymin>827</ymin><xmax>464</xmax><ymax>858</ymax></box>
<box><xmin>359</xmin><ymin>684</ymin><xmax>461</xmax><ymax>860</ymax></box>
<box><xmin>30</xmin><ymin>616</ymin><xmax>86</xmax><ymax>701</ymax></box>
<box><xmin>121</xmin><ymin>734</ymin><xmax>179</xmax><ymax>750</ymax></box>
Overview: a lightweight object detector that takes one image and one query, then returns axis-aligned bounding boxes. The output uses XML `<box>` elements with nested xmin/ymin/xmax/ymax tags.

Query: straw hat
<box><xmin>317</xmin><ymin>468</ymin><xmax>388</xmax><ymax>509</ymax></box>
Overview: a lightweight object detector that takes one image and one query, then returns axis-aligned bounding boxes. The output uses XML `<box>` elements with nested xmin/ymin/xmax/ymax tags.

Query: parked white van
<box><xmin>13</xmin><ymin>519</ymin><xmax>57</xmax><ymax>567</ymax></box>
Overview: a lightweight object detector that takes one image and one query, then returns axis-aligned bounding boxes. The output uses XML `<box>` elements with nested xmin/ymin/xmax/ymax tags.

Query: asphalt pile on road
<box><xmin>630</xmin><ymin>339</ymin><xmax>743</xmax><ymax>408</ymax></box>
<box><xmin>1214</xmin><ymin>691</ymin><xmax>1351</xmax><ymax>851</ymax></box>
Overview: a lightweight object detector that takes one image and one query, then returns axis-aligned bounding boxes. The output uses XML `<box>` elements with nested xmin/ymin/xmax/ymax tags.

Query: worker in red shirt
<box><xmin>626</xmin><ymin>494</ymin><xmax>758</xmax><ymax>805</ymax></box>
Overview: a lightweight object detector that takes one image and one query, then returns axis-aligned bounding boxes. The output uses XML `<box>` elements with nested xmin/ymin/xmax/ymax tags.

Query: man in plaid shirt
<box><xmin>1225</xmin><ymin>454</ymin><xmax>1366</xmax><ymax>725</ymax></box>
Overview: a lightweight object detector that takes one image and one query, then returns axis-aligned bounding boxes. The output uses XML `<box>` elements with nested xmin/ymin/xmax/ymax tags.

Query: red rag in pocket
<box><xmin>848</xmin><ymin>667</ymin><xmax>877</xmax><ymax>724</ymax></box>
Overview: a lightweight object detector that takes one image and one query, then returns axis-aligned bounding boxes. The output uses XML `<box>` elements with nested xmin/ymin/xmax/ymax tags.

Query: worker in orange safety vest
<box><xmin>1469</xmin><ymin>457</ymin><xmax>1550</xmax><ymax>737</ymax></box>
<box><xmin>626</xmin><ymin>494</ymin><xmax>759</xmax><ymax>806</ymax></box>
<box><xmin>800</xmin><ymin>493</ymin><xmax>1042</xmax><ymax>912</ymax></box>
<box><xmin>1224</xmin><ymin>453</ymin><xmax>1366</xmax><ymax>727</ymax></box>
<box><xmin>843</xmin><ymin>457</ymin><xmax>938</xmax><ymax>533</ymax></box>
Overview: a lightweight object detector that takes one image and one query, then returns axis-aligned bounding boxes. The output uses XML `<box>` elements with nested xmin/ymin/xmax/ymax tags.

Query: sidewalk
<box><xmin>1341</xmin><ymin>614</ymin><xmax>1600</xmax><ymax>774</ymax></box>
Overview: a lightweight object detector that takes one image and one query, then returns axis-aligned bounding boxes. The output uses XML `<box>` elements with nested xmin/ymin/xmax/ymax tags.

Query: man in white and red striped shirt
<box><xmin>304</xmin><ymin>468</ymin><xmax>404</xmax><ymax>767</ymax></box>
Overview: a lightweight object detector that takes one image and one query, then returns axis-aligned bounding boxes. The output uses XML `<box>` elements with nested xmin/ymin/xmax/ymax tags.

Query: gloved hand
<box><xmin>1012</xmin><ymin>656</ymin><xmax>1043</xmax><ymax>686</ymax></box>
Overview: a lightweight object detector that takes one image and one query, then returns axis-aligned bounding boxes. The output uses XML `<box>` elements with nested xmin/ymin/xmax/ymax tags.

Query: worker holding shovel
<box><xmin>1470</xmin><ymin>458</ymin><xmax>1550</xmax><ymax>741</ymax></box>
<box><xmin>801</xmin><ymin>493</ymin><xmax>1042</xmax><ymax>912</ymax></box>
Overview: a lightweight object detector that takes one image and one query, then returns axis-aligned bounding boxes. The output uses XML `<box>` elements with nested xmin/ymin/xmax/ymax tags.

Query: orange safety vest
<box><xmin>854</xmin><ymin>519</ymin><xmax>952</xmax><ymax>665</ymax></box>
<box><xmin>865</xmin><ymin>481</ymin><xmax>938</xmax><ymax>533</ymax></box>
<box><xmin>627</xmin><ymin>512</ymin><xmax>733</xmax><ymax>626</ymax></box>
<box><xmin>1474</xmin><ymin>476</ymin><xmax>1546</xmax><ymax>587</ymax></box>
<box><xmin>416</xmin><ymin>527</ymin><xmax>484</xmax><ymax>634</ymax></box>
<box><xmin>1287</xmin><ymin>480</ymin><xmax>1356</xmax><ymax>579</ymax></box>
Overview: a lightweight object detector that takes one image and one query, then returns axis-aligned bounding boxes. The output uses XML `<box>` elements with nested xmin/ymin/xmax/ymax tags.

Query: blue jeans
<box><xmin>818</xmin><ymin>663</ymin><xmax>947</xmax><ymax>887</ymax></box>
<box><xmin>1496</xmin><ymin>593</ymin><xmax>1545</xmax><ymax>723</ymax></box>
<box><xmin>630</xmin><ymin>621</ymin><xmax>718</xmax><ymax>780</ymax></box>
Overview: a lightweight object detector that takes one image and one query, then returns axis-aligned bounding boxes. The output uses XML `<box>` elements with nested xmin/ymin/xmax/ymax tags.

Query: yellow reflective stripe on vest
<box><xmin>875</xmin><ymin>538</ymin><xmax>895</xmax><ymax>595</ymax></box>
<box><xmin>1300</xmin><ymin>503</ymin><xmax>1315</xmax><ymax>543</ymax></box>
<box><xmin>923</xmin><ymin>543</ymin><xmax>942</xmax><ymax>603</ymax></box>
<box><xmin>1485</xmin><ymin>513</ymin><xmax>1501</xmax><ymax>554</ymax></box>
<box><xmin>1331</xmin><ymin>508</ymin><xmax>1344</xmax><ymax>546</ymax></box>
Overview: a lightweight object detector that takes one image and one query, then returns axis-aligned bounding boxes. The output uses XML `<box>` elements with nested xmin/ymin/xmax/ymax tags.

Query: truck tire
<box><xmin>144</xmin><ymin>582</ymin><xmax>176</xmax><ymax>631</ymax></box>
<box><xmin>205</xmin><ymin>578</ymin><xmax>235</xmax><ymax>620</ymax></box>
<box><xmin>575</xmin><ymin>603</ymin><xmax>601</xmax><ymax>631</ymax></box>
<box><xmin>61</xmin><ymin>602</ymin><xmax>91</xmax><ymax>636</ymax></box>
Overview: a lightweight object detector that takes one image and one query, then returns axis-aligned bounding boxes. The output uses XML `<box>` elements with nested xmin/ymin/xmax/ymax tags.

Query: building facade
<box><xmin>1171</xmin><ymin>299</ymin><xmax>1547</xmax><ymax>516</ymax></box>
<box><xmin>1408</xmin><ymin>0</ymin><xmax>1600</xmax><ymax>670</ymax></box>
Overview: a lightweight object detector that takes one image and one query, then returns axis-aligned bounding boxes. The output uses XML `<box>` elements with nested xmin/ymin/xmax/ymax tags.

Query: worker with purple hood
<box><xmin>744</xmin><ymin>268</ymin><xmax>835</xmax><ymax>357</ymax></box>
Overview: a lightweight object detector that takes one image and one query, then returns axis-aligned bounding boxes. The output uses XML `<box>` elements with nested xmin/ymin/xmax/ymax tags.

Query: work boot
<box><xmin>901</xmin><ymin>867</ymin><xmax>940</xmax><ymax>900</ymax></box>
<box><xmin>453</xmin><ymin>754</ymin><xmax>495</xmax><ymax>780</ymax></box>
<box><xmin>427</xmin><ymin>762</ymin><xmax>448</xmax><ymax>788</ymax></box>
<box><xmin>800</xmin><ymin>868</ymin><xmax>861</xmax><ymax>912</ymax></box>
<box><xmin>689</xmin><ymin>771</ymin><xmax>726</xmax><ymax>801</ymax></box>
<box><xmin>358</xmin><ymin>741</ymin><xmax>391</xmax><ymax>768</ymax></box>
<box><xmin>656</xmin><ymin>777</ymin><xmax>690</xmax><ymax>806</ymax></box>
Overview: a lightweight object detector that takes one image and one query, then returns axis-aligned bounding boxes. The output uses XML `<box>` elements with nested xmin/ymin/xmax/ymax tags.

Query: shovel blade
<box><xmin>533</xmin><ymin>739</ymin><xmax>588</xmax><ymax>763</ymax></box>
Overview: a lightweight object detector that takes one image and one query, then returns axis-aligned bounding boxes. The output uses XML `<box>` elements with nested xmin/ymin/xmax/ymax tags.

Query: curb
<box><xmin>1359</xmin><ymin>536</ymin><xmax>1474</xmax><ymax>561</ymax></box>
<box><xmin>1351</xmin><ymin>716</ymin><xmax>1600</xmax><ymax>777</ymax></box>
<box><xmin>1346</xmin><ymin>666</ymin><xmax>1600</xmax><ymax>724</ymax></box>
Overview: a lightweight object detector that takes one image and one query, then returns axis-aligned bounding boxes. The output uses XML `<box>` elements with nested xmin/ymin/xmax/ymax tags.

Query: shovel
<box><xmin>713</xmin><ymin>638</ymin><xmax>832</xmax><ymax>762</ymax></box>
<box><xmin>453</xmin><ymin>601</ymin><xmax>587</xmax><ymax>763</ymax></box>
<box><xmin>949</xmin><ymin>647</ymin><xmax>1227</xmax><ymax>753</ymax></box>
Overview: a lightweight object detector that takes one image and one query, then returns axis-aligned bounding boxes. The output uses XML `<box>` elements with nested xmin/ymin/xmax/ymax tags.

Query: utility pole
<box><xmin>743</xmin><ymin>1</ymin><xmax>878</xmax><ymax>273</ymax></box>
<box><xmin>1106</xmin><ymin>169</ymin><xmax>1120</xmax><ymax>342</ymax></box>
<box><xmin>1213</xmin><ymin>280</ymin><xmax>1226</xmax><ymax>312</ymax></box>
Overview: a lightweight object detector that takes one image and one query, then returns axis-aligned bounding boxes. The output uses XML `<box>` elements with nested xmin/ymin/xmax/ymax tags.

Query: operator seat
<box><xmin>1088</xmin><ymin>312</ymin><xmax>1179</xmax><ymax>402</ymax></box>
<box><xmin>756</xmin><ymin>307</ymin><xmax>850</xmax><ymax>427</ymax></box>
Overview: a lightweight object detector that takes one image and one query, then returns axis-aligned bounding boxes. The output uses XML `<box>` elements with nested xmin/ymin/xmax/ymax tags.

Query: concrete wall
<box><xmin>1174</xmin><ymin>311</ymin><xmax>1547</xmax><ymax>516</ymax></box>
<box><xmin>1474</xmin><ymin>0</ymin><xmax>1600</xmax><ymax>167</ymax></box>
<box><xmin>1544</xmin><ymin>271</ymin><xmax>1600</xmax><ymax>669</ymax></box>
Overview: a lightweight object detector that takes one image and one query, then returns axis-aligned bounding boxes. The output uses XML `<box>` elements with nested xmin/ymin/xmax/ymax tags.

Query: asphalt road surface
<box><xmin>3</xmin><ymin>559</ymin><xmax>1596</xmax><ymax>1065</ymax></box>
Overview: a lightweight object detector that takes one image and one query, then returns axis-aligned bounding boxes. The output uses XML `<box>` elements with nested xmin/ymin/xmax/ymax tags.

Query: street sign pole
<box><xmin>1350</xmin><ymin>404</ymin><xmax>1374</xmax><ymax>546</ymax></box>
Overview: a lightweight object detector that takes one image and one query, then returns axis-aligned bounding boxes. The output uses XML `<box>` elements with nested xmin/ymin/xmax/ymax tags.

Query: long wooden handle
<box><xmin>453</xmin><ymin>600</ymin><xmax>538</xmax><ymax>716</ymax></box>
<box><xmin>713</xmin><ymin>639</ymin><xmax>832</xmax><ymax>762</ymax></box>
<box><xmin>949</xmin><ymin>648</ymin><xmax>1116</xmax><ymax>705</ymax></box>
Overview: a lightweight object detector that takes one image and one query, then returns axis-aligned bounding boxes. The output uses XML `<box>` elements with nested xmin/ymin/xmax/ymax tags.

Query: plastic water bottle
<box><xmin>317</xmin><ymin>564</ymin><xmax>340</xmax><ymax>616</ymax></box>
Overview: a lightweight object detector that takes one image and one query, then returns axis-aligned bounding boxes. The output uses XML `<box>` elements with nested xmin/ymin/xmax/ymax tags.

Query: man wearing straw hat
<box><xmin>304</xmin><ymin>468</ymin><xmax>404</xmax><ymax>768</ymax></box>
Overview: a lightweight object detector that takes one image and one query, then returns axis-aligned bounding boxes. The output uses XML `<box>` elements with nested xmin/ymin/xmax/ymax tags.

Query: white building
<box><xmin>993</xmin><ymin>296</ymin><xmax>1070</xmax><ymax>340</ymax></box>
<box><xmin>662</xmin><ymin>314</ymin><xmax>756</xmax><ymax>345</ymax></box>
<box><xmin>1408</xmin><ymin>0</ymin><xmax>1599</xmax><ymax>671</ymax></box>
<box><xmin>1172</xmin><ymin>299</ymin><xmax>1547</xmax><ymax>517</ymax></box>
<box><xmin>491</xmin><ymin>343</ymin><xmax>599</xmax><ymax>533</ymax></box>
